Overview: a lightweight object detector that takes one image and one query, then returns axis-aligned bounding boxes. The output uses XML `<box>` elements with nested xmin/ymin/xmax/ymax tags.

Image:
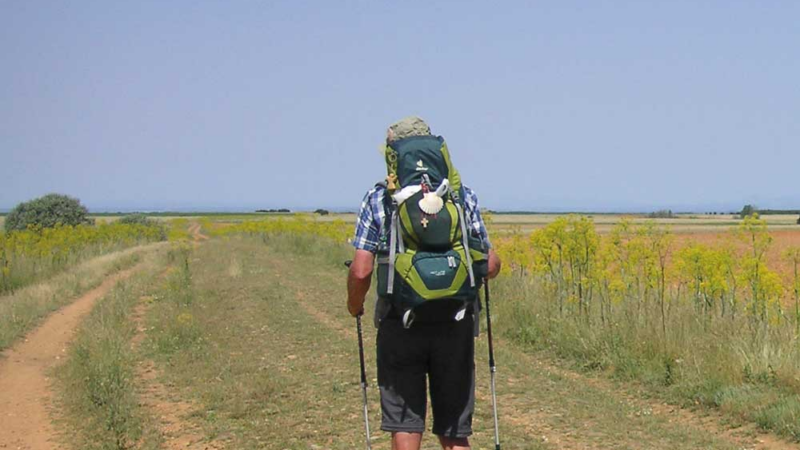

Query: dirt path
<box><xmin>0</xmin><ymin>266</ymin><xmax>139</xmax><ymax>450</ymax></box>
<box><xmin>188</xmin><ymin>223</ymin><xmax>209</xmax><ymax>242</ymax></box>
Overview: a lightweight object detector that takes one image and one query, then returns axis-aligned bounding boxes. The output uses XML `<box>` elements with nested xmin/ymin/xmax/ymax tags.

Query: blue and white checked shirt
<box><xmin>352</xmin><ymin>184</ymin><xmax>491</xmax><ymax>254</ymax></box>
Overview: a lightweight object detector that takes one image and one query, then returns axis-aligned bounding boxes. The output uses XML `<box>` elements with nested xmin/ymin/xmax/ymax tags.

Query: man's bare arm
<box><xmin>487</xmin><ymin>248</ymin><xmax>501</xmax><ymax>279</ymax></box>
<box><xmin>347</xmin><ymin>249</ymin><xmax>375</xmax><ymax>317</ymax></box>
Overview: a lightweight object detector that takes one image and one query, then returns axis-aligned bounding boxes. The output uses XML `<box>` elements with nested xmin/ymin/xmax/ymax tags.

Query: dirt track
<box><xmin>188</xmin><ymin>223</ymin><xmax>209</xmax><ymax>242</ymax></box>
<box><xmin>0</xmin><ymin>267</ymin><xmax>139</xmax><ymax>449</ymax></box>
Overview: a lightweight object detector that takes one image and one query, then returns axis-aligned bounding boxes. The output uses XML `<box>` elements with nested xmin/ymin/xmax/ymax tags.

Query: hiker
<box><xmin>347</xmin><ymin>116</ymin><xmax>501</xmax><ymax>450</ymax></box>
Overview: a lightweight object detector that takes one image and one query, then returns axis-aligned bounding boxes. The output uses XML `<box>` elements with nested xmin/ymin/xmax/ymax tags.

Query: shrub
<box><xmin>740</xmin><ymin>204</ymin><xmax>758</xmax><ymax>219</ymax></box>
<box><xmin>5</xmin><ymin>194</ymin><xmax>93</xmax><ymax>232</ymax></box>
<box><xmin>255</xmin><ymin>208</ymin><xmax>291</xmax><ymax>213</ymax></box>
<box><xmin>118</xmin><ymin>214</ymin><xmax>167</xmax><ymax>240</ymax></box>
<box><xmin>118</xmin><ymin>213</ymin><xmax>154</xmax><ymax>226</ymax></box>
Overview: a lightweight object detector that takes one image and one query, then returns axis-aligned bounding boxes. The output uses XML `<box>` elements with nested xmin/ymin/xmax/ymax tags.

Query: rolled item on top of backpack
<box><xmin>391</xmin><ymin>185</ymin><xmax>422</xmax><ymax>205</ymax></box>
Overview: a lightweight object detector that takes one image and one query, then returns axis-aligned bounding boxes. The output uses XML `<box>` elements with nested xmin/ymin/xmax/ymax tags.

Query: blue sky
<box><xmin>1</xmin><ymin>1</ymin><xmax>798</xmax><ymax>212</ymax></box>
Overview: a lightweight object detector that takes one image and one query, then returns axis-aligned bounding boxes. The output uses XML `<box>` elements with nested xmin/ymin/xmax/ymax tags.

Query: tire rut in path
<box><xmin>129</xmin><ymin>265</ymin><xmax>222</xmax><ymax>450</ymax></box>
<box><xmin>0</xmin><ymin>266</ymin><xmax>140</xmax><ymax>450</ymax></box>
<box><xmin>188</xmin><ymin>223</ymin><xmax>209</xmax><ymax>242</ymax></box>
<box><xmin>484</xmin><ymin>342</ymin><xmax>798</xmax><ymax>450</ymax></box>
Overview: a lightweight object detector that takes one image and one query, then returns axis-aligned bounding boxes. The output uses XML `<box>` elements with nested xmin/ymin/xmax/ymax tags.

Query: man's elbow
<box><xmin>487</xmin><ymin>249</ymin><xmax>501</xmax><ymax>279</ymax></box>
<box><xmin>350</xmin><ymin>264</ymin><xmax>373</xmax><ymax>282</ymax></box>
<box><xmin>350</xmin><ymin>249</ymin><xmax>375</xmax><ymax>282</ymax></box>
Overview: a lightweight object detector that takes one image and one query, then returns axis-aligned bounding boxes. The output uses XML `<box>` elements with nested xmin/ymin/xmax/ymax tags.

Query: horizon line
<box><xmin>2</xmin><ymin>207</ymin><xmax>798</xmax><ymax>216</ymax></box>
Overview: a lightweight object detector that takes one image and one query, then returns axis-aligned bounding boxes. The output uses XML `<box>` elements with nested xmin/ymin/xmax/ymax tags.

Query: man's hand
<box><xmin>487</xmin><ymin>248</ymin><xmax>501</xmax><ymax>279</ymax></box>
<box><xmin>347</xmin><ymin>249</ymin><xmax>375</xmax><ymax>317</ymax></box>
<box><xmin>348</xmin><ymin>302</ymin><xmax>364</xmax><ymax>317</ymax></box>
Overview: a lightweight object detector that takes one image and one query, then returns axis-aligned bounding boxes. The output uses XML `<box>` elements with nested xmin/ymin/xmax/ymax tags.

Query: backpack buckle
<box><xmin>402</xmin><ymin>310</ymin><xmax>415</xmax><ymax>329</ymax></box>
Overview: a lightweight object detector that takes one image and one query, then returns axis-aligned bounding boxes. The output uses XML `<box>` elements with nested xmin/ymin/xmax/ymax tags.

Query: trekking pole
<box><xmin>484</xmin><ymin>279</ymin><xmax>501</xmax><ymax>450</ymax></box>
<box><xmin>356</xmin><ymin>314</ymin><xmax>372</xmax><ymax>450</ymax></box>
<box><xmin>345</xmin><ymin>260</ymin><xmax>372</xmax><ymax>450</ymax></box>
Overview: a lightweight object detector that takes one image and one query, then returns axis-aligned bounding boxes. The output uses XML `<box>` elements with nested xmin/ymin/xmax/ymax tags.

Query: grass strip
<box><xmin>0</xmin><ymin>243</ymin><xmax>165</xmax><ymax>351</ymax></box>
<box><xmin>52</xmin><ymin>248</ymin><xmax>168</xmax><ymax>450</ymax></box>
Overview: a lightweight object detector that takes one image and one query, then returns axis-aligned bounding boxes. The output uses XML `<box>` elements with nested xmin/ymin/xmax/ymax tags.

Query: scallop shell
<box><xmin>419</xmin><ymin>193</ymin><xmax>444</xmax><ymax>215</ymax></box>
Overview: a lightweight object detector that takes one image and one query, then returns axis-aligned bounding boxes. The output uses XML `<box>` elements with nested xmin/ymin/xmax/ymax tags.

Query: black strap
<box><xmin>375</xmin><ymin>181</ymin><xmax>396</xmax><ymax>251</ymax></box>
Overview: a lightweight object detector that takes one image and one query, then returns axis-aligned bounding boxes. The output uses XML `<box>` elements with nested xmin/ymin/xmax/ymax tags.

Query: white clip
<box><xmin>402</xmin><ymin>310</ymin><xmax>415</xmax><ymax>328</ymax></box>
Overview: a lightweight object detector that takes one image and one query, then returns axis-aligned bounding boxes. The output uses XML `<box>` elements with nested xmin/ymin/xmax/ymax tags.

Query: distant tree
<box><xmin>314</xmin><ymin>209</ymin><xmax>330</xmax><ymax>216</ymax></box>
<box><xmin>256</xmin><ymin>208</ymin><xmax>291</xmax><ymax>213</ymax></box>
<box><xmin>797</xmin><ymin>214</ymin><xmax>800</xmax><ymax>225</ymax></box>
<box><xmin>740</xmin><ymin>204</ymin><xmax>758</xmax><ymax>219</ymax></box>
<box><xmin>5</xmin><ymin>193</ymin><xmax>93</xmax><ymax>232</ymax></box>
<box><xmin>648</xmin><ymin>209</ymin><xmax>674</xmax><ymax>219</ymax></box>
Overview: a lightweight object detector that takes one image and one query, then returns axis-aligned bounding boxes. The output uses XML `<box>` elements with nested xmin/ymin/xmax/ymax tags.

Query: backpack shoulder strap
<box><xmin>451</xmin><ymin>184</ymin><xmax>467</xmax><ymax>209</ymax></box>
<box><xmin>373</xmin><ymin>181</ymin><xmax>395</xmax><ymax>254</ymax></box>
<box><xmin>374</xmin><ymin>180</ymin><xmax>394</xmax><ymax>217</ymax></box>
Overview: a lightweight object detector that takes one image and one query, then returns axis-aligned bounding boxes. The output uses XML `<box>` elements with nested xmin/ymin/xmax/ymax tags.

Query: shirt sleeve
<box><xmin>462</xmin><ymin>186</ymin><xmax>492</xmax><ymax>249</ymax></box>
<box><xmin>352</xmin><ymin>188</ymin><xmax>382</xmax><ymax>253</ymax></box>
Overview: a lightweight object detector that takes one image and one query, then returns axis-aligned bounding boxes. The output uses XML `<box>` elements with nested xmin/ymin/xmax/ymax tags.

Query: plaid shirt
<box><xmin>352</xmin><ymin>184</ymin><xmax>491</xmax><ymax>254</ymax></box>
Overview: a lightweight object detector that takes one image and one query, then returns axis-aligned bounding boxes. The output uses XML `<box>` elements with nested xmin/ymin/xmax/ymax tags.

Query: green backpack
<box><xmin>376</xmin><ymin>135</ymin><xmax>488</xmax><ymax>327</ymax></box>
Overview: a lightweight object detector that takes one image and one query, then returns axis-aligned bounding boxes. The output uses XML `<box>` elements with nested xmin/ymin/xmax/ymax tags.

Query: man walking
<box><xmin>347</xmin><ymin>116</ymin><xmax>501</xmax><ymax>450</ymax></box>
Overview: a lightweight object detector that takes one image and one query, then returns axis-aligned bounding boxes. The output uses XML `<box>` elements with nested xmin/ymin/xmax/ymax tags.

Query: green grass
<box><xmin>132</xmin><ymin>235</ymin><xmax>754</xmax><ymax>449</ymax></box>
<box><xmin>0</xmin><ymin>244</ymin><xmax>165</xmax><ymax>351</ymax></box>
<box><xmin>142</xmin><ymin>236</ymin><xmax>365</xmax><ymax>448</ymax></box>
<box><xmin>53</xmin><ymin>249</ymin><xmax>168</xmax><ymax>450</ymax></box>
<box><xmin>491</xmin><ymin>274</ymin><xmax>800</xmax><ymax>441</ymax></box>
<box><xmin>45</xmin><ymin>232</ymin><xmax>794</xmax><ymax>448</ymax></box>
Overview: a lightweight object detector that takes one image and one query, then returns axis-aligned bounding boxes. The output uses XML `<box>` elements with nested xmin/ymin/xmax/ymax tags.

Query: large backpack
<box><xmin>376</xmin><ymin>135</ymin><xmax>488</xmax><ymax>327</ymax></box>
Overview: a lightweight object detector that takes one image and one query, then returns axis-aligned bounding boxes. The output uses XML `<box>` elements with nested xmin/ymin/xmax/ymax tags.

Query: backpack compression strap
<box><xmin>455</xmin><ymin>201</ymin><xmax>476</xmax><ymax>288</ymax></box>
<box><xmin>387</xmin><ymin>208</ymin><xmax>397</xmax><ymax>294</ymax></box>
<box><xmin>386</xmin><ymin>200</ymin><xmax>405</xmax><ymax>295</ymax></box>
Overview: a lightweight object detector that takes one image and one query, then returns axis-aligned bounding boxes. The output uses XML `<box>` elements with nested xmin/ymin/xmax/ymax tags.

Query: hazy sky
<box><xmin>1</xmin><ymin>1</ymin><xmax>798</xmax><ymax>212</ymax></box>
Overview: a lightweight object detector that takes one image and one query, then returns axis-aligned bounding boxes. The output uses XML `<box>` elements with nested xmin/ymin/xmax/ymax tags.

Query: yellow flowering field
<box><xmin>0</xmin><ymin>221</ymin><xmax>167</xmax><ymax>293</ymax></box>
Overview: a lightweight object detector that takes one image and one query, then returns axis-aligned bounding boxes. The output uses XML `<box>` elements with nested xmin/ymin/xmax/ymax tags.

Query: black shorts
<box><xmin>376</xmin><ymin>315</ymin><xmax>475</xmax><ymax>438</ymax></box>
